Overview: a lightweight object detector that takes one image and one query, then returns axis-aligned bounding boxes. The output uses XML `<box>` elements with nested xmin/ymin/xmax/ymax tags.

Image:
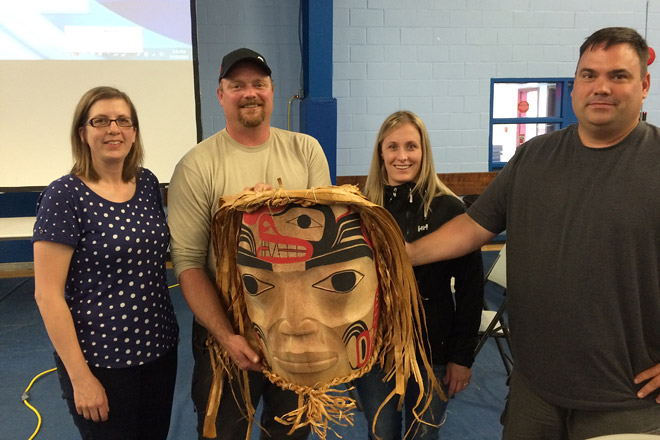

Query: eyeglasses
<box><xmin>86</xmin><ymin>117</ymin><xmax>134</xmax><ymax>128</ymax></box>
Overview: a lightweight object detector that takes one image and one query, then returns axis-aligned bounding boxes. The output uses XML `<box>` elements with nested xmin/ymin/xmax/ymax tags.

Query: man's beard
<box><xmin>239</xmin><ymin>99</ymin><xmax>266</xmax><ymax>128</ymax></box>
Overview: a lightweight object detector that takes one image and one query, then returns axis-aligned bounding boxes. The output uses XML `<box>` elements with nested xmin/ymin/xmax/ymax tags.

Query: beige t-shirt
<box><xmin>168</xmin><ymin>127</ymin><xmax>331</xmax><ymax>278</ymax></box>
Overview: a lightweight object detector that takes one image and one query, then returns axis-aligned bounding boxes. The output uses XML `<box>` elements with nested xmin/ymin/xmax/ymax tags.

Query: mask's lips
<box><xmin>273</xmin><ymin>351</ymin><xmax>338</xmax><ymax>373</ymax></box>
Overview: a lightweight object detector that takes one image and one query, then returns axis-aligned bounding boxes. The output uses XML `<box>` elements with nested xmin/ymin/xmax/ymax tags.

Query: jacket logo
<box><xmin>418</xmin><ymin>224</ymin><xmax>428</xmax><ymax>232</ymax></box>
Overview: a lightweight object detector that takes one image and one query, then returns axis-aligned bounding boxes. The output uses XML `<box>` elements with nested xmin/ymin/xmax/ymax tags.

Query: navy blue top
<box><xmin>33</xmin><ymin>169</ymin><xmax>178</xmax><ymax>368</ymax></box>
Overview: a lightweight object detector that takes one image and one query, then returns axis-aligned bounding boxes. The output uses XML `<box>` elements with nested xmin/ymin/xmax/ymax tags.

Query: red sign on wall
<box><xmin>517</xmin><ymin>100</ymin><xmax>529</xmax><ymax>114</ymax></box>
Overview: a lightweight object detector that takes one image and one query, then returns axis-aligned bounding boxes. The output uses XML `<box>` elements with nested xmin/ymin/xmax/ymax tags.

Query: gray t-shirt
<box><xmin>168</xmin><ymin>127</ymin><xmax>331</xmax><ymax>279</ymax></box>
<box><xmin>469</xmin><ymin>122</ymin><xmax>660</xmax><ymax>410</ymax></box>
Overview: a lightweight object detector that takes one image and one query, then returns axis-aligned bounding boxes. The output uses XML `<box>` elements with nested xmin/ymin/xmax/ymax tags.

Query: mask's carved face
<box><xmin>237</xmin><ymin>204</ymin><xmax>379</xmax><ymax>386</ymax></box>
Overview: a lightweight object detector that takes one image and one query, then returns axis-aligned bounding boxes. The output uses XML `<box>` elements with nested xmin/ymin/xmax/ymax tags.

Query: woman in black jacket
<box><xmin>354</xmin><ymin>110</ymin><xmax>484</xmax><ymax>439</ymax></box>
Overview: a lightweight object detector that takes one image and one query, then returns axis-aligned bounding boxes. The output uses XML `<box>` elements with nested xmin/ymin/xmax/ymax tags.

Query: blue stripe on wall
<box><xmin>300</xmin><ymin>0</ymin><xmax>337</xmax><ymax>184</ymax></box>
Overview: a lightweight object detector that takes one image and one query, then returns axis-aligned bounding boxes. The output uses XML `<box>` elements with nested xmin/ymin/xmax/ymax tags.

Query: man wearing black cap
<box><xmin>168</xmin><ymin>48</ymin><xmax>331</xmax><ymax>439</ymax></box>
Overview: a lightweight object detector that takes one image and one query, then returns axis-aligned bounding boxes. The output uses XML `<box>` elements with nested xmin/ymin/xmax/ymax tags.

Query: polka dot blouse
<box><xmin>33</xmin><ymin>169</ymin><xmax>179</xmax><ymax>368</ymax></box>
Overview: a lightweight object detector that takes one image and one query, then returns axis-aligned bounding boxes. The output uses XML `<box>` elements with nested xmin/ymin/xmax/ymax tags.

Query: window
<box><xmin>489</xmin><ymin>78</ymin><xmax>576</xmax><ymax>170</ymax></box>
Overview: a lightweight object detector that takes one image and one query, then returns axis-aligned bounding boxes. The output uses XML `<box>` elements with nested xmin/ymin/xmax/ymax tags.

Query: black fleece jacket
<box><xmin>384</xmin><ymin>182</ymin><xmax>484</xmax><ymax>367</ymax></box>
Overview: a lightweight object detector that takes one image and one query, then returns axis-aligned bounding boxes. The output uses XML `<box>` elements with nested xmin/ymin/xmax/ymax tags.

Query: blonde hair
<box><xmin>364</xmin><ymin>110</ymin><xmax>457</xmax><ymax>216</ymax></box>
<box><xmin>70</xmin><ymin>86</ymin><xmax>144</xmax><ymax>182</ymax></box>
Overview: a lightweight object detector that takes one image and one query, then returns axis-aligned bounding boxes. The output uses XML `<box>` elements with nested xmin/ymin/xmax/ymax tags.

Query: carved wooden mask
<box><xmin>236</xmin><ymin>203</ymin><xmax>379</xmax><ymax>387</ymax></box>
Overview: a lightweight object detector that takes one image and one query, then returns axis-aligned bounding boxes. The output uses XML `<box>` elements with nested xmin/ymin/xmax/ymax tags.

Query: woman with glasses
<box><xmin>353</xmin><ymin>110</ymin><xmax>484</xmax><ymax>439</ymax></box>
<box><xmin>33</xmin><ymin>86</ymin><xmax>179</xmax><ymax>440</ymax></box>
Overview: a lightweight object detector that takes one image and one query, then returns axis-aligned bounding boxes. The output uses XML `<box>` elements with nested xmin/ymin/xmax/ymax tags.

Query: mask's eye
<box><xmin>285</xmin><ymin>214</ymin><xmax>322</xmax><ymax>230</ymax></box>
<box><xmin>242</xmin><ymin>274</ymin><xmax>274</xmax><ymax>296</ymax></box>
<box><xmin>313</xmin><ymin>270</ymin><xmax>364</xmax><ymax>294</ymax></box>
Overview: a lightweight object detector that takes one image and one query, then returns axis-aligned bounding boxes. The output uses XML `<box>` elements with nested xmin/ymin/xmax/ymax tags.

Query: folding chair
<box><xmin>474</xmin><ymin>244</ymin><xmax>513</xmax><ymax>376</ymax></box>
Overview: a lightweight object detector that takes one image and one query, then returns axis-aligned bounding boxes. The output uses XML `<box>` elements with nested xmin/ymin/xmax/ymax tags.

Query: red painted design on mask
<box><xmin>255</xmin><ymin>213</ymin><xmax>314</xmax><ymax>263</ymax></box>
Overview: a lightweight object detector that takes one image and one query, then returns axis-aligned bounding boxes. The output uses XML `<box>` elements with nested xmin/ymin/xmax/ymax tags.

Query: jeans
<box><xmin>353</xmin><ymin>364</ymin><xmax>450</xmax><ymax>440</ymax></box>
<box><xmin>502</xmin><ymin>370</ymin><xmax>660</xmax><ymax>439</ymax></box>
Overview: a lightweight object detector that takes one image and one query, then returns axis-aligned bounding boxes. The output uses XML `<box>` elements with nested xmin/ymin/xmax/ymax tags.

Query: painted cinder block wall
<box><xmin>194</xmin><ymin>0</ymin><xmax>305</xmax><ymax>140</ymax></box>
<box><xmin>194</xmin><ymin>0</ymin><xmax>660</xmax><ymax>176</ymax></box>
<box><xmin>332</xmin><ymin>0</ymin><xmax>660</xmax><ymax>175</ymax></box>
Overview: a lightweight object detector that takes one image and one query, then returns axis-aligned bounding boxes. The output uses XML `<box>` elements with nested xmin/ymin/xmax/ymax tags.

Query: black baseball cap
<box><xmin>218</xmin><ymin>48</ymin><xmax>272</xmax><ymax>82</ymax></box>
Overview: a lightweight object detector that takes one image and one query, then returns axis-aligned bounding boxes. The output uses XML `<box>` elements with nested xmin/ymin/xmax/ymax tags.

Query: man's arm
<box><xmin>168</xmin><ymin>160</ymin><xmax>261</xmax><ymax>371</ymax></box>
<box><xmin>178</xmin><ymin>268</ymin><xmax>262</xmax><ymax>371</ymax></box>
<box><xmin>407</xmin><ymin>213</ymin><xmax>496</xmax><ymax>266</ymax></box>
<box><xmin>306</xmin><ymin>138</ymin><xmax>332</xmax><ymax>187</ymax></box>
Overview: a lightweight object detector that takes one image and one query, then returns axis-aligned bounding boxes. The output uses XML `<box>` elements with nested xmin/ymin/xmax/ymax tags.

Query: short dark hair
<box><xmin>579</xmin><ymin>27</ymin><xmax>649</xmax><ymax>75</ymax></box>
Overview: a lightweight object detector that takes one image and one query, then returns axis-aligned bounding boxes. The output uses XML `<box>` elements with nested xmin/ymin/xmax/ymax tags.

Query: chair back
<box><xmin>486</xmin><ymin>244</ymin><xmax>506</xmax><ymax>288</ymax></box>
<box><xmin>477</xmin><ymin>244</ymin><xmax>513</xmax><ymax>376</ymax></box>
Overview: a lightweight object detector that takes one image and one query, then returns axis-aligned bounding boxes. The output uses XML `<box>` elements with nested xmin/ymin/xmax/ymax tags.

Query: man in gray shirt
<box><xmin>169</xmin><ymin>48</ymin><xmax>330</xmax><ymax>439</ymax></box>
<box><xmin>407</xmin><ymin>27</ymin><xmax>660</xmax><ymax>438</ymax></box>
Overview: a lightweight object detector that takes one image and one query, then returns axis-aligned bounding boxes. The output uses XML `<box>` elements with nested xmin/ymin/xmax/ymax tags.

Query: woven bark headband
<box><xmin>206</xmin><ymin>184</ymin><xmax>444</xmax><ymax>439</ymax></box>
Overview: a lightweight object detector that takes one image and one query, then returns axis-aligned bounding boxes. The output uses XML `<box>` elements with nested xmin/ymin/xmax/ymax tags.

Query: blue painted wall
<box><xmin>300</xmin><ymin>0</ymin><xmax>337</xmax><ymax>183</ymax></box>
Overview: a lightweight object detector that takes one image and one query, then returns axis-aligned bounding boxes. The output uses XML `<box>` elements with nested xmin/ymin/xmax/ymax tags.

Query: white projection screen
<box><xmin>0</xmin><ymin>0</ymin><xmax>198</xmax><ymax>188</ymax></box>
